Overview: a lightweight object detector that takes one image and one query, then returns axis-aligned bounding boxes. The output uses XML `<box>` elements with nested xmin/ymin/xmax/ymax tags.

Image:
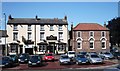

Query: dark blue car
<box><xmin>75</xmin><ymin>54</ymin><xmax>89</xmax><ymax>65</ymax></box>
<box><xmin>18</xmin><ymin>53</ymin><xmax>30</xmax><ymax>63</ymax></box>
<box><xmin>2</xmin><ymin>56</ymin><xmax>14</xmax><ymax>67</ymax></box>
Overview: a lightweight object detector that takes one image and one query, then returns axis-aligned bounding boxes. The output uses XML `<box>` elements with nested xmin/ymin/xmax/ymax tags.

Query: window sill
<box><xmin>77</xmin><ymin>48</ymin><xmax>82</xmax><ymax>49</ymax></box>
<box><xmin>90</xmin><ymin>48</ymin><xmax>94</xmax><ymax>49</ymax></box>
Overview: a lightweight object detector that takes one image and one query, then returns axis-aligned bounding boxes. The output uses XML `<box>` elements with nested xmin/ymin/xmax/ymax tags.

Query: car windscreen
<box><xmin>104</xmin><ymin>52</ymin><xmax>110</xmax><ymax>55</ymax></box>
<box><xmin>30</xmin><ymin>56</ymin><xmax>40</xmax><ymax>61</ymax></box>
<box><xmin>61</xmin><ymin>56</ymin><xmax>69</xmax><ymax>59</ymax></box>
<box><xmin>91</xmin><ymin>55</ymin><xmax>99</xmax><ymax>58</ymax></box>
<box><xmin>46</xmin><ymin>54</ymin><xmax>53</xmax><ymax>56</ymax></box>
<box><xmin>77</xmin><ymin>55</ymin><xmax>85</xmax><ymax>58</ymax></box>
<box><xmin>68</xmin><ymin>52</ymin><xmax>75</xmax><ymax>54</ymax></box>
<box><xmin>2</xmin><ymin>57</ymin><xmax>10</xmax><ymax>61</ymax></box>
<box><xmin>19</xmin><ymin>54</ymin><xmax>29</xmax><ymax>58</ymax></box>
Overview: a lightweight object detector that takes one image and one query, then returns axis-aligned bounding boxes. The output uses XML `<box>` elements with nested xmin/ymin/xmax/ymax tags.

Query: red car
<box><xmin>44</xmin><ymin>53</ymin><xmax>55</xmax><ymax>61</ymax></box>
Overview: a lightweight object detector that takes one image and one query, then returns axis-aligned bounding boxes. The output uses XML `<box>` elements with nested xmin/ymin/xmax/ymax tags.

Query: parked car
<box><xmin>67</xmin><ymin>51</ymin><xmax>75</xmax><ymax>58</ymax></box>
<box><xmin>2</xmin><ymin>56</ymin><xmax>14</xmax><ymax>67</ymax></box>
<box><xmin>9</xmin><ymin>55</ymin><xmax>19</xmax><ymax>66</ymax></box>
<box><xmin>59</xmin><ymin>54</ymin><xmax>71</xmax><ymax>65</ymax></box>
<box><xmin>28</xmin><ymin>55</ymin><xmax>42</xmax><ymax>67</ymax></box>
<box><xmin>87</xmin><ymin>52</ymin><xmax>97</xmax><ymax>55</ymax></box>
<box><xmin>112</xmin><ymin>52</ymin><xmax>120</xmax><ymax>59</ymax></box>
<box><xmin>75</xmin><ymin>54</ymin><xmax>89</xmax><ymax>65</ymax></box>
<box><xmin>87</xmin><ymin>54</ymin><xmax>103</xmax><ymax>64</ymax></box>
<box><xmin>78</xmin><ymin>51</ymin><xmax>87</xmax><ymax>56</ymax></box>
<box><xmin>18</xmin><ymin>53</ymin><xmax>30</xmax><ymax>63</ymax></box>
<box><xmin>44</xmin><ymin>53</ymin><xmax>55</xmax><ymax>61</ymax></box>
<box><xmin>99</xmin><ymin>51</ymin><xmax>114</xmax><ymax>60</ymax></box>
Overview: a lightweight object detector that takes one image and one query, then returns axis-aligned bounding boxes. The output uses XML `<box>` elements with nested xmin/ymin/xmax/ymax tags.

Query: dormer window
<box><xmin>89</xmin><ymin>31</ymin><xmax>94</xmax><ymax>37</ymax></box>
<box><xmin>13</xmin><ymin>25</ymin><xmax>18</xmax><ymax>31</ymax></box>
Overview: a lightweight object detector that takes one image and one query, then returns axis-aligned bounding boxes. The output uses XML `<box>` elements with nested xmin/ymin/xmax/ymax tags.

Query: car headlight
<box><xmin>25</xmin><ymin>59</ymin><xmax>28</xmax><ymax>60</ymax></box>
<box><xmin>18</xmin><ymin>59</ymin><xmax>21</xmax><ymax>61</ymax></box>
<box><xmin>45</xmin><ymin>57</ymin><xmax>48</xmax><ymax>59</ymax></box>
<box><xmin>28</xmin><ymin>61</ymin><xmax>32</xmax><ymax>64</ymax></box>
<box><xmin>78</xmin><ymin>60</ymin><xmax>81</xmax><ymax>62</ymax></box>
<box><xmin>6</xmin><ymin>63</ymin><xmax>8</xmax><ymax>65</ymax></box>
<box><xmin>37</xmin><ymin>61</ymin><xmax>40</xmax><ymax>63</ymax></box>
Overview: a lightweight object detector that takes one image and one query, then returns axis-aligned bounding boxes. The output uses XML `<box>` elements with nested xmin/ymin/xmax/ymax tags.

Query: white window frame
<box><xmin>77</xmin><ymin>31</ymin><xmax>81</xmax><ymax>38</ymax></box>
<box><xmin>58</xmin><ymin>25</ymin><xmax>62</xmax><ymax>31</ymax></box>
<box><xmin>89</xmin><ymin>40</ymin><xmax>94</xmax><ymax>49</ymax></box>
<box><xmin>89</xmin><ymin>31</ymin><xmax>94</xmax><ymax>37</ymax></box>
<box><xmin>101</xmin><ymin>40</ymin><xmax>106</xmax><ymax>49</ymax></box>
<box><xmin>40</xmin><ymin>32</ymin><xmax>44</xmax><ymax>41</ymax></box>
<box><xmin>13</xmin><ymin>32</ymin><xmax>18</xmax><ymax>41</ymax></box>
<box><xmin>28</xmin><ymin>25</ymin><xmax>31</xmax><ymax>31</ymax></box>
<box><xmin>58</xmin><ymin>32</ymin><xmax>63</xmax><ymax>40</ymax></box>
<box><xmin>13</xmin><ymin>25</ymin><xmax>18</xmax><ymax>30</ymax></box>
<box><xmin>77</xmin><ymin>41</ymin><xmax>82</xmax><ymax>49</ymax></box>
<box><xmin>101</xmin><ymin>31</ymin><xmax>106</xmax><ymax>37</ymax></box>
<box><xmin>28</xmin><ymin>32</ymin><xmax>32</xmax><ymax>40</ymax></box>
<box><xmin>40</xmin><ymin>25</ymin><xmax>44</xmax><ymax>31</ymax></box>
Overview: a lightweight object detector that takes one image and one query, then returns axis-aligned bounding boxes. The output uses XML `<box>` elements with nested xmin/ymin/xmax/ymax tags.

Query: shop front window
<box><xmin>58</xmin><ymin>45</ymin><xmax>64</xmax><ymax>51</ymax></box>
<box><xmin>10</xmin><ymin>45</ymin><xmax>17</xmax><ymax>53</ymax></box>
<box><xmin>39</xmin><ymin>45</ymin><xmax>46</xmax><ymax>52</ymax></box>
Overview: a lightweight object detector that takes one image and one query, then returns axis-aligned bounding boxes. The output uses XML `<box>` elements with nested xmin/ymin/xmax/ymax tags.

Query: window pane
<box><xmin>90</xmin><ymin>32</ymin><xmax>93</xmax><ymax>37</ymax></box>
<box><xmin>90</xmin><ymin>42</ymin><xmax>93</xmax><ymax>48</ymax></box>
<box><xmin>13</xmin><ymin>25</ymin><xmax>17</xmax><ymax>30</ymax></box>
<box><xmin>102</xmin><ymin>42</ymin><xmax>105</xmax><ymax>48</ymax></box>
<box><xmin>40</xmin><ymin>32</ymin><xmax>44</xmax><ymax>40</ymax></box>
<box><xmin>28</xmin><ymin>25</ymin><xmax>31</xmax><ymax>31</ymax></box>
<box><xmin>78</xmin><ymin>32</ymin><xmax>80</xmax><ymax>37</ymax></box>
<box><xmin>58</xmin><ymin>25</ymin><xmax>62</xmax><ymax>30</ymax></box>
<box><xmin>102</xmin><ymin>32</ymin><xmax>105</xmax><ymax>37</ymax></box>
<box><xmin>50</xmin><ymin>25</ymin><xmax>54</xmax><ymax>31</ymax></box>
<box><xmin>77</xmin><ymin>43</ymin><xmax>81</xmax><ymax>48</ymax></box>
<box><xmin>13</xmin><ymin>32</ymin><xmax>18</xmax><ymax>40</ymax></box>
<box><xmin>28</xmin><ymin>32</ymin><xmax>31</xmax><ymax>40</ymax></box>
<box><xmin>58</xmin><ymin>45</ymin><xmax>64</xmax><ymax>51</ymax></box>
<box><xmin>58</xmin><ymin>32</ymin><xmax>63</xmax><ymax>40</ymax></box>
<box><xmin>40</xmin><ymin>25</ymin><xmax>44</xmax><ymax>31</ymax></box>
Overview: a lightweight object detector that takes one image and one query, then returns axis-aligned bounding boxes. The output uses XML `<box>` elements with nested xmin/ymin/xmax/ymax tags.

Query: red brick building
<box><xmin>70</xmin><ymin>23</ymin><xmax>110</xmax><ymax>53</ymax></box>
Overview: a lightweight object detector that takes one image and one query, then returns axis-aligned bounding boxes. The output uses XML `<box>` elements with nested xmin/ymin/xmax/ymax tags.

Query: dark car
<box><xmin>18</xmin><ymin>53</ymin><xmax>30</xmax><ymax>63</ymax></box>
<box><xmin>28</xmin><ymin>55</ymin><xmax>42</xmax><ymax>67</ymax></box>
<box><xmin>9</xmin><ymin>55</ymin><xmax>19</xmax><ymax>65</ymax></box>
<box><xmin>75</xmin><ymin>54</ymin><xmax>89</xmax><ymax>65</ymax></box>
<box><xmin>2</xmin><ymin>56</ymin><xmax>14</xmax><ymax>67</ymax></box>
<box><xmin>112</xmin><ymin>52</ymin><xmax>120</xmax><ymax>59</ymax></box>
<box><xmin>79</xmin><ymin>51</ymin><xmax>87</xmax><ymax>56</ymax></box>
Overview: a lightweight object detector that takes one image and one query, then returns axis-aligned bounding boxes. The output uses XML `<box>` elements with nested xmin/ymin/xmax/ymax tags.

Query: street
<box><xmin>2</xmin><ymin>59</ymin><xmax>119</xmax><ymax>71</ymax></box>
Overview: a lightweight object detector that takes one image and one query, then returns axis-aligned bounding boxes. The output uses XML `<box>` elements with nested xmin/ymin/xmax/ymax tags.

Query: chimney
<box><xmin>64</xmin><ymin>15</ymin><xmax>67</xmax><ymax>20</ymax></box>
<box><xmin>8</xmin><ymin>15</ymin><xmax>12</xmax><ymax>20</ymax></box>
<box><xmin>35</xmin><ymin>15</ymin><xmax>38</xmax><ymax>19</ymax></box>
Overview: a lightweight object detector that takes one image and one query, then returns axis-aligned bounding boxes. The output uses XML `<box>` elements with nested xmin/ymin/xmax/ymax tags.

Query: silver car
<box><xmin>59</xmin><ymin>55</ymin><xmax>71</xmax><ymax>65</ymax></box>
<box><xmin>87</xmin><ymin>54</ymin><xmax>103</xmax><ymax>64</ymax></box>
<box><xmin>99</xmin><ymin>51</ymin><xmax>114</xmax><ymax>60</ymax></box>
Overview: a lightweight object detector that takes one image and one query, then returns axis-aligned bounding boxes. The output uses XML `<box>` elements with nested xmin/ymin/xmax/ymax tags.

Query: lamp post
<box><xmin>3</xmin><ymin>13</ymin><xmax>7</xmax><ymax>56</ymax></box>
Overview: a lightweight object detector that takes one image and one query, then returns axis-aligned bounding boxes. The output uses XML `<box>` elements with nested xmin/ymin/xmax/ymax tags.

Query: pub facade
<box><xmin>7</xmin><ymin>15</ymin><xmax>68</xmax><ymax>55</ymax></box>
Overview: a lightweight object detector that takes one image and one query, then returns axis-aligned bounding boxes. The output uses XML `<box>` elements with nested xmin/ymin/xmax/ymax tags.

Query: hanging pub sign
<box><xmin>46</xmin><ymin>35</ymin><xmax>57</xmax><ymax>40</ymax></box>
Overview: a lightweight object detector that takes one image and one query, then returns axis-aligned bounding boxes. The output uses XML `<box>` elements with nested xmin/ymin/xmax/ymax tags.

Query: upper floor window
<box><xmin>13</xmin><ymin>32</ymin><xmax>18</xmax><ymax>41</ymax></box>
<box><xmin>78</xmin><ymin>32</ymin><xmax>81</xmax><ymax>37</ymax></box>
<box><xmin>28</xmin><ymin>25</ymin><xmax>31</xmax><ymax>31</ymax></box>
<box><xmin>50</xmin><ymin>25</ymin><xmax>54</xmax><ymax>31</ymax></box>
<box><xmin>40</xmin><ymin>32</ymin><xmax>44</xmax><ymax>41</ymax></box>
<box><xmin>58</xmin><ymin>32</ymin><xmax>63</xmax><ymax>40</ymax></box>
<box><xmin>58</xmin><ymin>25</ymin><xmax>62</xmax><ymax>31</ymax></box>
<box><xmin>101</xmin><ymin>31</ymin><xmax>105</xmax><ymax>37</ymax></box>
<box><xmin>40</xmin><ymin>25</ymin><xmax>44</xmax><ymax>31</ymax></box>
<box><xmin>28</xmin><ymin>32</ymin><xmax>31</xmax><ymax>40</ymax></box>
<box><xmin>13</xmin><ymin>25</ymin><xmax>18</xmax><ymax>31</ymax></box>
<box><xmin>89</xmin><ymin>31</ymin><xmax>94</xmax><ymax>37</ymax></box>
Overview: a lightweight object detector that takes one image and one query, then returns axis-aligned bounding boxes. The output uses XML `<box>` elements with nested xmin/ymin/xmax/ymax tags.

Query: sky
<box><xmin>1</xmin><ymin>2</ymin><xmax>119</xmax><ymax>30</ymax></box>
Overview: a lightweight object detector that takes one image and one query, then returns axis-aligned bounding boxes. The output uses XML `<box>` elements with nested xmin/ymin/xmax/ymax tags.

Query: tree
<box><xmin>107</xmin><ymin>17</ymin><xmax>120</xmax><ymax>47</ymax></box>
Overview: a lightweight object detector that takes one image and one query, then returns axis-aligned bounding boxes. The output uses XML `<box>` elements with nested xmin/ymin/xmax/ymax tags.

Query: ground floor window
<box><xmin>101</xmin><ymin>41</ymin><xmax>106</xmax><ymax>49</ymax></box>
<box><xmin>10</xmin><ymin>45</ymin><xmax>18</xmax><ymax>53</ymax></box>
<box><xmin>58</xmin><ymin>44</ymin><xmax>65</xmax><ymax>51</ymax></box>
<box><xmin>77</xmin><ymin>42</ymin><xmax>82</xmax><ymax>49</ymax></box>
<box><xmin>89</xmin><ymin>42</ymin><xmax>94</xmax><ymax>49</ymax></box>
<box><xmin>39</xmin><ymin>45</ymin><xmax>46</xmax><ymax>52</ymax></box>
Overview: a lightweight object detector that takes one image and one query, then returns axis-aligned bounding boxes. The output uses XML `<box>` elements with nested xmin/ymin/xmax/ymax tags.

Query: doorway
<box><xmin>25</xmin><ymin>48</ymin><xmax>33</xmax><ymax>55</ymax></box>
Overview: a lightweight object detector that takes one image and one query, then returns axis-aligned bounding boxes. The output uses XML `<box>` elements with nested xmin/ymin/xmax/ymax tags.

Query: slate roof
<box><xmin>73</xmin><ymin>23</ymin><xmax>109</xmax><ymax>31</ymax></box>
<box><xmin>7</xmin><ymin>18</ymin><xmax>68</xmax><ymax>25</ymax></box>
